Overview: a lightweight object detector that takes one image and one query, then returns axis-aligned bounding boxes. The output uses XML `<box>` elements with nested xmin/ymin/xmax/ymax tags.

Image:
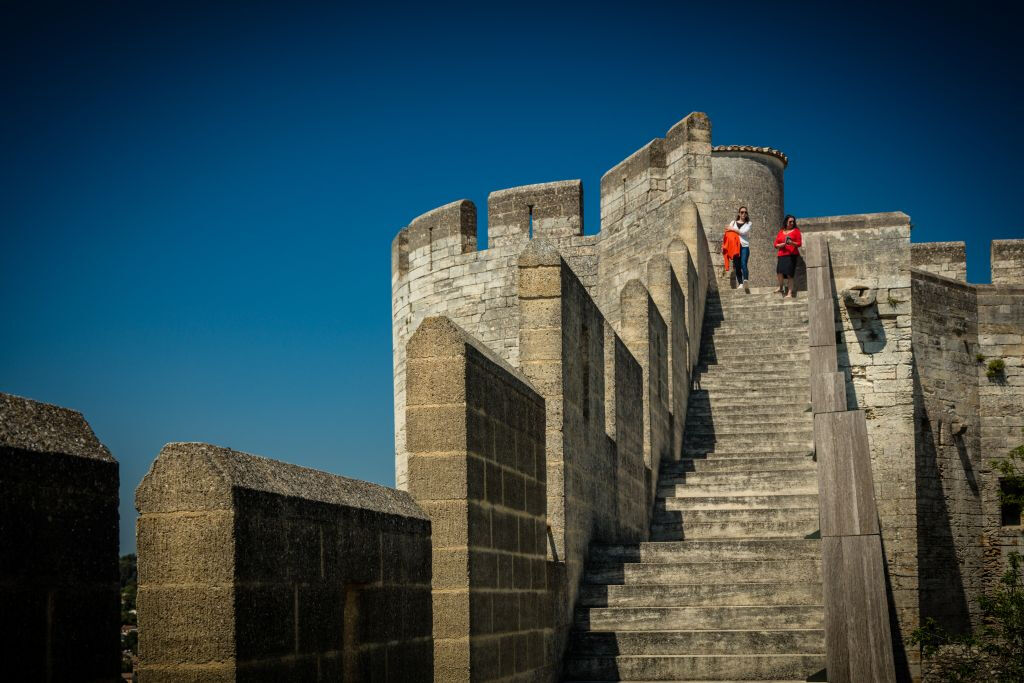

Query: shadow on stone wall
<box><xmin>912</xmin><ymin>365</ymin><xmax>973</xmax><ymax>636</ymax></box>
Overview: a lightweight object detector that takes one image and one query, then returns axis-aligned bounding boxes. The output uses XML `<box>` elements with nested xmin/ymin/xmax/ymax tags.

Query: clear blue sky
<box><xmin>3</xmin><ymin>2</ymin><xmax>1021</xmax><ymax>553</ymax></box>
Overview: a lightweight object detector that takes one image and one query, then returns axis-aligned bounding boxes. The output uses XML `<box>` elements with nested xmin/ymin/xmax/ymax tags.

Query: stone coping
<box><xmin>712</xmin><ymin>145</ymin><xmax>788</xmax><ymax>167</ymax></box>
<box><xmin>0</xmin><ymin>392</ymin><xmax>114</xmax><ymax>461</ymax></box>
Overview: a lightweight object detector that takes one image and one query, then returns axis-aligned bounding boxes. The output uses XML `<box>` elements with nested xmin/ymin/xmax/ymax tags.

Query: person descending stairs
<box><xmin>563</xmin><ymin>287</ymin><xmax>826</xmax><ymax>682</ymax></box>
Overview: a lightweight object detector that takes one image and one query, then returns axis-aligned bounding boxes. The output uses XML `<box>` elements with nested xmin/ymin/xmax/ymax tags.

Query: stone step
<box><xmin>658</xmin><ymin>469</ymin><xmax>816</xmax><ymax>487</ymax></box>
<box><xmin>563</xmin><ymin>653</ymin><xmax>826</xmax><ymax>681</ymax></box>
<box><xmin>576</xmin><ymin>605</ymin><xmax>825</xmax><ymax>632</ymax></box>
<box><xmin>684</xmin><ymin>407</ymin><xmax>812</xmax><ymax>420</ymax></box>
<box><xmin>577</xmin><ymin>582</ymin><xmax>824</xmax><ymax>609</ymax></box>
<box><xmin>682</xmin><ymin>425</ymin><xmax>812</xmax><ymax>438</ymax></box>
<box><xmin>569</xmin><ymin>627</ymin><xmax>825</xmax><ymax>655</ymax></box>
<box><xmin>583</xmin><ymin>559</ymin><xmax>822</xmax><ymax>586</ymax></box>
<box><xmin>694</xmin><ymin>367</ymin><xmax>810</xmax><ymax>377</ymax></box>
<box><xmin>681</xmin><ymin>446</ymin><xmax>814</xmax><ymax>458</ymax></box>
<box><xmin>696</xmin><ymin>356</ymin><xmax>806</xmax><ymax>366</ymax></box>
<box><xmin>697</xmin><ymin>361</ymin><xmax>815</xmax><ymax>373</ymax></box>
<box><xmin>589</xmin><ymin>539</ymin><xmax>820</xmax><ymax>564</ymax></box>
<box><xmin>661</xmin><ymin>480</ymin><xmax>817</xmax><ymax>498</ymax></box>
<box><xmin>649</xmin><ymin>514</ymin><xmax>820</xmax><ymax>541</ymax></box>
<box><xmin>700</xmin><ymin>342</ymin><xmax>809</xmax><ymax>353</ymax></box>
<box><xmin>681</xmin><ymin>442</ymin><xmax>814</xmax><ymax>455</ymax></box>
<box><xmin>661</xmin><ymin>456</ymin><xmax>814</xmax><ymax>473</ymax></box>
<box><xmin>662</xmin><ymin>494</ymin><xmax>819</xmax><ymax>511</ymax></box>
<box><xmin>687</xmin><ymin>390</ymin><xmax>809</xmax><ymax>402</ymax></box>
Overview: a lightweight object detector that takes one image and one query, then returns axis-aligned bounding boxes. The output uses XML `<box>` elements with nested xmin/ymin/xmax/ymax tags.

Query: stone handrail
<box><xmin>805</xmin><ymin>234</ymin><xmax>897</xmax><ymax>683</ymax></box>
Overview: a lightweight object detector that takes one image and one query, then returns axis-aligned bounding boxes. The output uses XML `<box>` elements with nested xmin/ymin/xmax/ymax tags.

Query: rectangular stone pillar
<box><xmin>135</xmin><ymin>443</ymin><xmax>432</xmax><ymax>681</ymax></box>
<box><xmin>0</xmin><ymin>393</ymin><xmax>120</xmax><ymax>682</ymax></box>
<box><xmin>405</xmin><ymin>316</ymin><xmax>552</xmax><ymax>681</ymax></box>
<box><xmin>647</xmin><ymin>254</ymin><xmax>689</xmax><ymax>461</ymax></box>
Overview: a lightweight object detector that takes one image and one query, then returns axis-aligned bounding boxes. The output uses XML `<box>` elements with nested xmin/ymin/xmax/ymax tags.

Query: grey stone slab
<box><xmin>811</xmin><ymin>372</ymin><xmax>847</xmax><ymax>414</ymax></box>
<box><xmin>822</xmin><ymin>535</ymin><xmax>896</xmax><ymax>683</ymax></box>
<box><xmin>814</xmin><ymin>411</ymin><xmax>879</xmax><ymax>537</ymax></box>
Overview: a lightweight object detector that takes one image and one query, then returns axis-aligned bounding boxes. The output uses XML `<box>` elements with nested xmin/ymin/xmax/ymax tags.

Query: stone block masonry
<box><xmin>0</xmin><ymin>392</ymin><xmax>120</xmax><ymax>682</ymax></box>
<box><xmin>911</xmin><ymin>241</ymin><xmax>967</xmax><ymax>282</ymax></box>
<box><xmin>135</xmin><ymin>442</ymin><xmax>432</xmax><ymax>682</ymax></box>
<box><xmin>405</xmin><ymin>316</ymin><xmax>552</xmax><ymax>682</ymax></box>
<box><xmin>516</xmin><ymin>241</ymin><xmax>650</xmax><ymax>669</ymax></box>
<box><xmin>991</xmin><ymin>239</ymin><xmax>1024</xmax><ymax>286</ymax></box>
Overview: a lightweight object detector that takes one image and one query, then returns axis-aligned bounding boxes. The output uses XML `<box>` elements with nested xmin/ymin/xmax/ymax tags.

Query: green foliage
<box><xmin>910</xmin><ymin>552</ymin><xmax>1024</xmax><ymax>682</ymax></box>
<box><xmin>120</xmin><ymin>554</ymin><xmax>138</xmax><ymax>625</ymax></box>
<box><xmin>119</xmin><ymin>553</ymin><xmax>137</xmax><ymax>588</ymax></box>
<box><xmin>976</xmin><ymin>353</ymin><xmax>987</xmax><ymax>363</ymax></box>
<box><xmin>987</xmin><ymin>358</ymin><xmax>1006</xmax><ymax>379</ymax></box>
<box><xmin>886</xmin><ymin>293</ymin><xmax>904</xmax><ymax>307</ymax></box>
<box><xmin>914</xmin><ymin>439</ymin><xmax>1024</xmax><ymax>681</ymax></box>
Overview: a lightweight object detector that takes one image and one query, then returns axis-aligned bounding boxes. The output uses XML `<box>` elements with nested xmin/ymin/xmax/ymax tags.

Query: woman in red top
<box><xmin>774</xmin><ymin>215</ymin><xmax>802</xmax><ymax>298</ymax></box>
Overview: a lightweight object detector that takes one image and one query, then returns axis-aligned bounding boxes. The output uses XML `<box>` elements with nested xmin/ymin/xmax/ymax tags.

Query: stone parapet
<box><xmin>405</xmin><ymin>315</ymin><xmax>551</xmax><ymax>681</ymax></box>
<box><xmin>911</xmin><ymin>241</ymin><xmax>967</xmax><ymax>282</ymax></box>
<box><xmin>0</xmin><ymin>392</ymin><xmax>120</xmax><ymax>682</ymax></box>
<box><xmin>991</xmin><ymin>239</ymin><xmax>1024</xmax><ymax>285</ymax></box>
<box><xmin>135</xmin><ymin>443</ymin><xmax>432</xmax><ymax>682</ymax></box>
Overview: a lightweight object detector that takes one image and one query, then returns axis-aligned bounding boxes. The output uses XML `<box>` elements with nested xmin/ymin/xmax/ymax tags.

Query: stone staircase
<box><xmin>563</xmin><ymin>287</ymin><xmax>826</xmax><ymax>682</ymax></box>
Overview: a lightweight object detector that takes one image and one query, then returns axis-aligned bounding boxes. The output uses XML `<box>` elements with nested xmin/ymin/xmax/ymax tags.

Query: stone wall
<box><xmin>910</xmin><ymin>269</ymin><xmax>983</xmax><ymax>634</ymax></box>
<box><xmin>991</xmin><ymin>239</ymin><xmax>1024</xmax><ymax>286</ymax></box>
<box><xmin>405</xmin><ymin>316</ymin><xmax>553</xmax><ymax>681</ymax></box>
<box><xmin>0</xmin><ymin>392</ymin><xmax>120</xmax><ymax>682</ymax></box>
<box><xmin>596</xmin><ymin>114</ymin><xmax>712</xmax><ymax>328</ymax></box>
<box><xmin>801</xmin><ymin>212</ymin><xmax>918</xmax><ymax>679</ymax></box>
<box><xmin>135</xmin><ymin>443</ymin><xmax>432</xmax><ymax>682</ymax></box>
<box><xmin>516</xmin><ymin>242</ymin><xmax>649</xmax><ymax>669</ymax></box>
<box><xmin>709</xmin><ymin>147</ymin><xmax>787</xmax><ymax>287</ymax></box>
<box><xmin>976</xmin><ymin>275</ymin><xmax>1024</xmax><ymax>580</ymax></box>
<box><xmin>391</xmin><ymin>183</ymin><xmax>601</xmax><ymax>490</ymax></box>
<box><xmin>911</xmin><ymin>242</ymin><xmax>967</xmax><ymax>282</ymax></box>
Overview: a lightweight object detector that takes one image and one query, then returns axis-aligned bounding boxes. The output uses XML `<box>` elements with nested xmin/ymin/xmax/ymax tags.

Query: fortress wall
<box><xmin>976</xmin><ymin>280</ymin><xmax>1024</xmax><ymax>578</ymax></box>
<box><xmin>596</xmin><ymin>113</ymin><xmax>712</xmax><ymax>331</ymax></box>
<box><xmin>135</xmin><ymin>443</ymin><xmax>432</xmax><ymax>682</ymax></box>
<box><xmin>910</xmin><ymin>269</ymin><xmax>984</xmax><ymax>634</ymax></box>
<box><xmin>990</xmin><ymin>239</ymin><xmax>1024</xmax><ymax>286</ymax></box>
<box><xmin>0</xmin><ymin>393</ymin><xmax>120</xmax><ymax>682</ymax></box>
<box><xmin>911</xmin><ymin>242</ymin><xmax>967</xmax><ymax>282</ymax></box>
<box><xmin>392</xmin><ymin>184</ymin><xmax>598</xmax><ymax>490</ymax></box>
<box><xmin>405</xmin><ymin>317</ymin><xmax>553</xmax><ymax>681</ymax></box>
<box><xmin>801</xmin><ymin>212</ymin><xmax>919</xmax><ymax>678</ymax></box>
<box><xmin>647</xmin><ymin>255</ymin><xmax>689</xmax><ymax>461</ymax></box>
<box><xmin>620</xmin><ymin>279</ymin><xmax>671</xmax><ymax>506</ymax></box>
<box><xmin>517</xmin><ymin>242</ymin><xmax>649</xmax><ymax>666</ymax></box>
<box><xmin>709</xmin><ymin>150</ymin><xmax>786</xmax><ymax>287</ymax></box>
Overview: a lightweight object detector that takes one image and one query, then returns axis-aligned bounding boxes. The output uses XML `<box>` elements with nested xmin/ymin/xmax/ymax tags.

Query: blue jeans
<box><xmin>732</xmin><ymin>247</ymin><xmax>750</xmax><ymax>283</ymax></box>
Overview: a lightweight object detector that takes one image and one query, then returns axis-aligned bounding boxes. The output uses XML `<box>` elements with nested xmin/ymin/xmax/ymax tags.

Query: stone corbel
<box><xmin>842</xmin><ymin>284</ymin><xmax>876</xmax><ymax>308</ymax></box>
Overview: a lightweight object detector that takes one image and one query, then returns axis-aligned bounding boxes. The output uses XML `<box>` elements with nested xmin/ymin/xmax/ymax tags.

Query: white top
<box><xmin>728</xmin><ymin>220</ymin><xmax>752</xmax><ymax>248</ymax></box>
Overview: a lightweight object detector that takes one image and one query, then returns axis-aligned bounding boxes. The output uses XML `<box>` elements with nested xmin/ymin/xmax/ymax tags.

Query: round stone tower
<box><xmin>710</xmin><ymin>145</ymin><xmax>788</xmax><ymax>287</ymax></box>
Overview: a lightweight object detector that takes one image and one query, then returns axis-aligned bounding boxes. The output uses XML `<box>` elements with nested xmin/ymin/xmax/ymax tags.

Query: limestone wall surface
<box><xmin>802</xmin><ymin>213</ymin><xmax>918</xmax><ymax>679</ymax></box>
<box><xmin>405</xmin><ymin>316</ymin><xmax>552</xmax><ymax>681</ymax></box>
<box><xmin>135</xmin><ymin>443</ymin><xmax>432</xmax><ymax>682</ymax></box>
<box><xmin>517</xmin><ymin>243</ymin><xmax>651</xmax><ymax>668</ymax></box>
<box><xmin>0</xmin><ymin>392</ymin><xmax>121</xmax><ymax>682</ymax></box>
<box><xmin>991</xmin><ymin>239</ymin><xmax>1024</xmax><ymax>286</ymax></box>
<box><xmin>910</xmin><ymin>269</ymin><xmax>984</xmax><ymax>635</ymax></box>
<box><xmin>976</xmin><ymin>276</ymin><xmax>1024</xmax><ymax>579</ymax></box>
<box><xmin>709</xmin><ymin>148</ymin><xmax>786</xmax><ymax>287</ymax></box>
<box><xmin>911</xmin><ymin>241</ymin><xmax>967</xmax><ymax>282</ymax></box>
<box><xmin>391</xmin><ymin>183</ymin><xmax>599</xmax><ymax>490</ymax></box>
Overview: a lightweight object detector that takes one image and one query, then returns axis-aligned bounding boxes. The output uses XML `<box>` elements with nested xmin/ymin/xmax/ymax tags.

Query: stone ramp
<box><xmin>564</xmin><ymin>290</ymin><xmax>826</xmax><ymax>682</ymax></box>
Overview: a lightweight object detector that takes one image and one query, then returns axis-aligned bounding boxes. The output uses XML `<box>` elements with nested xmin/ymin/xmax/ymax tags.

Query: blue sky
<box><xmin>2</xmin><ymin>2</ymin><xmax>1021</xmax><ymax>552</ymax></box>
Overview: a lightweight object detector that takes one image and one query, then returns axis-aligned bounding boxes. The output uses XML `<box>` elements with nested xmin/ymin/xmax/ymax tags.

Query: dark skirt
<box><xmin>776</xmin><ymin>254</ymin><xmax>798</xmax><ymax>277</ymax></box>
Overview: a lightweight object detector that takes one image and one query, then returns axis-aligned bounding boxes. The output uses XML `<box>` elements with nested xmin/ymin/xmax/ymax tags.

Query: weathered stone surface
<box><xmin>135</xmin><ymin>443</ymin><xmax>431</xmax><ymax>682</ymax></box>
<box><xmin>407</xmin><ymin>316</ymin><xmax>551</xmax><ymax>682</ymax></box>
<box><xmin>0</xmin><ymin>392</ymin><xmax>120</xmax><ymax>681</ymax></box>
